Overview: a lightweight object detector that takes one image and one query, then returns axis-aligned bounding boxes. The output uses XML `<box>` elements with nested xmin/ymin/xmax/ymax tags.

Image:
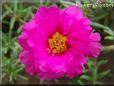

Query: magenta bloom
<box><xmin>18</xmin><ymin>6</ymin><xmax>102</xmax><ymax>80</ymax></box>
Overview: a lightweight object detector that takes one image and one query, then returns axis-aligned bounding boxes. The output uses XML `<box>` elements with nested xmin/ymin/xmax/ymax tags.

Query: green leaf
<box><xmin>18</xmin><ymin>75</ymin><xmax>28</xmax><ymax>80</ymax></box>
<box><xmin>97</xmin><ymin>60</ymin><xmax>107</xmax><ymax>69</ymax></box>
<box><xmin>91</xmin><ymin>13</ymin><xmax>108</xmax><ymax>21</ymax></box>
<box><xmin>3</xmin><ymin>57</ymin><xmax>10</xmax><ymax>66</ymax></box>
<box><xmin>104</xmin><ymin>36</ymin><xmax>114</xmax><ymax>40</ymax></box>
<box><xmin>95</xmin><ymin>81</ymin><xmax>105</xmax><ymax>85</ymax></box>
<box><xmin>9</xmin><ymin>75</ymin><xmax>13</xmax><ymax>83</ymax></box>
<box><xmin>106</xmin><ymin>0</ymin><xmax>114</xmax><ymax>3</ymax></box>
<box><xmin>78</xmin><ymin>80</ymin><xmax>84</xmax><ymax>85</ymax></box>
<box><xmin>17</xmin><ymin>25</ymin><xmax>22</xmax><ymax>34</ymax></box>
<box><xmin>10</xmin><ymin>16</ymin><xmax>16</xmax><ymax>30</ymax></box>
<box><xmin>14</xmin><ymin>0</ymin><xmax>18</xmax><ymax>11</ymax></box>
<box><xmin>91</xmin><ymin>22</ymin><xmax>113</xmax><ymax>36</ymax></box>
<box><xmin>2</xmin><ymin>11</ymin><xmax>10</xmax><ymax>20</ymax></box>
<box><xmin>15</xmin><ymin>67</ymin><xmax>23</xmax><ymax>73</ymax></box>
<box><xmin>87</xmin><ymin>59</ymin><xmax>94</xmax><ymax>72</ymax></box>
<box><xmin>98</xmin><ymin>70</ymin><xmax>110</xmax><ymax>79</ymax></box>
<box><xmin>59</xmin><ymin>0</ymin><xmax>76</xmax><ymax>7</ymax></box>
<box><xmin>83</xmin><ymin>69</ymin><xmax>89</xmax><ymax>73</ymax></box>
<box><xmin>80</xmin><ymin>75</ymin><xmax>90</xmax><ymax>80</ymax></box>
<box><xmin>82</xmin><ymin>0</ymin><xmax>90</xmax><ymax>3</ymax></box>
<box><xmin>102</xmin><ymin>45</ymin><xmax>114</xmax><ymax>52</ymax></box>
<box><xmin>104</xmin><ymin>30</ymin><xmax>114</xmax><ymax>37</ymax></box>
<box><xmin>9</xmin><ymin>16</ymin><xmax>16</xmax><ymax>42</ymax></box>
<box><xmin>75</xmin><ymin>0</ymin><xmax>81</xmax><ymax>4</ymax></box>
<box><xmin>4</xmin><ymin>4</ymin><xmax>13</xmax><ymax>13</ymax></box>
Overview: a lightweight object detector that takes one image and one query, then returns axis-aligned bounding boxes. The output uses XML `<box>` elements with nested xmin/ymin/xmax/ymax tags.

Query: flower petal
<box><xmin>19</xmin><ymin>50</ymin><xmax>38</xmax><ymax>75</ymax></box>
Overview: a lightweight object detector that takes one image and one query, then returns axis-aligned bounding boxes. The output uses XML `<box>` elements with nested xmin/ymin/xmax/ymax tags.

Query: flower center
<box><xmin>48</xmin><ymin>32</ymin><xmax>67</xmax><ymax>54</ymax></box>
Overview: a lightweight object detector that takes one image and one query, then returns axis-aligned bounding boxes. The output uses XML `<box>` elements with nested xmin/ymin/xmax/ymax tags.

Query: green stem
<box><xmin>102</xmin><ymin>45</ymin><xmax>114</xmax><ymax>52</ymax></box>
<box><xmin>91</xmin><ymin>13</ymin><xmax>108</xmax><ymax>21</ymax></box>
<box><xmin>93</xmin><ymin>59</ymin><xmax>97</xmax><ymax>85</ymax></box>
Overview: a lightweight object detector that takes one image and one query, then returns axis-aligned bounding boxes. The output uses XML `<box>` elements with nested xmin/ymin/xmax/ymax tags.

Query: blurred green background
<box><xmin>1</xmin><ymin>0</ymin><xmax>114</xmax><ymax>85</ymax></box>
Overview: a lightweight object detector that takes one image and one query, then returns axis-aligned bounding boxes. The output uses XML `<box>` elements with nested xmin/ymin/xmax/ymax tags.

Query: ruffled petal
<box><xmin>66</xmin><ymin>53</ymin><xmax>87</xmax><ymax>78</ymax></box>
<box><xmin>85</xmin><ymin>42</ymin><xmax>102</xmax><ymax>57</ymax></box>
<box><xmin>38</xmin><ymin>71</ymin><xmax>64</xmax><ymax>80</ymax></box>
<box><xmin>89</xmin><ymin>32</ymin><xmax>101</xmax><ymax>42</ymax></box>
<box><xmin>62</xmin><ymin>5</ymin><xmax>83</xmax><ymax>20</ymax></box>
<box><xmin>37</xmin><ymin>51</ymin><xmax>74</xmax><ymax>73</ymax></box>
<box><xmin>35</xmin><ymin>6</ymin><xmax>61</xmax><ymax>36</ymax></box>
<box><xmin>19</xmin><ymin>50</ymin><xmax>38</xmax><ymax>75</ymax></box>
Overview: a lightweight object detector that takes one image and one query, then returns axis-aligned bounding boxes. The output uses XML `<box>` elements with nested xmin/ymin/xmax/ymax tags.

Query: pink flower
<box><xmin>18</xmin><ymin>6</ymin><xmax>102</xmax><ymax>80</ymax></box>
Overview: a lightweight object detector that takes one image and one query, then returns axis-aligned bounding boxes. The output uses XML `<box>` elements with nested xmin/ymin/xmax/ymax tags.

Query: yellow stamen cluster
<box><xmin>48</xmin><ymin>32</ymin><xmax>67</xmax><ymax>54</ymax></box>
